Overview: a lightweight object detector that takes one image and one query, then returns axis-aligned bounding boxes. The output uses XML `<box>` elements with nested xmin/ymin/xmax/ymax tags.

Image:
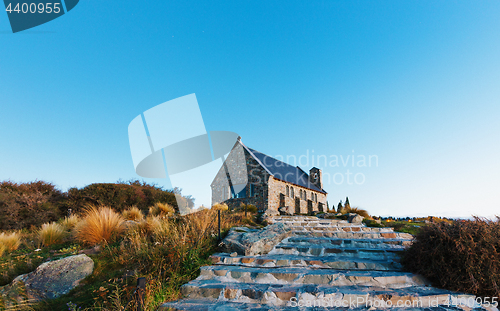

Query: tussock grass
<box><xmin>0</xmin><ymin>231</ymin><xmax>21</xmax><ymax>253</ymax></box>
<box><xmin>149</xmin><ymin>202</ymin><xmax>175</xmax><ymax>218</ymax></box>
<box><xmin>74</xmin><ymin>205</ymin><xmax>125</xmax><ymax>246</ymax></box>
<box><xmin>402</xmin><ymin>216</ymin><xmax>500</xmax><ymax>297</ymax></box>
<box><xmin>122</xmin><ymin>206</ymin><xmax>144</xmax><ymax>221</ymax></box>
<box><xmin>342</xmin><ymin>206</ymin><xmax>370</xmax><ymax>218</ymax></box>
<box><xmin>211</xmin><ymin>203</ymin><xmax>228</xmax><ymax>211</ymax></box>
<box><xmin>38</xmin><ymin>222</ymin><xmax>66</xmax><ymax>246</ymax></box>
<box><xmin>59</xmin><ymin>215</ymin><xmax>80</xmax><ymax>231</ymax></box>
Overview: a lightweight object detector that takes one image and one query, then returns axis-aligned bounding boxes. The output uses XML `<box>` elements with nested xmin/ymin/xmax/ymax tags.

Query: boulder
<box><xmin>317</xmin><ymin>213</ymin><xmax>335</xmax><ymax>219</ymax></box>
<box><xmin>0</xmin><ymin>254</ymin><xmax>94</xmax><ymax>306</ymax></box>
<box><xmin>278</xmin><ymin>206</ymin><xmax>293</xmax><ymax>216</ymax></box>
<box><xmin>219</xmin><ymin>223</ymin><xmax>292</xmax><ymax>256</ymax></box>
<box><xmin>348</xmin><ymin>213</ymin><xmax>364</xmax><ymax>224</ymax></box>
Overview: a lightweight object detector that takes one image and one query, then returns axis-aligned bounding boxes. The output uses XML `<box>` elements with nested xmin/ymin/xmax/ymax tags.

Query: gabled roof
<box><xmin>240</xmin><ymin>142</ymin><xmax>327</xmax><ymax>194</ymax></box>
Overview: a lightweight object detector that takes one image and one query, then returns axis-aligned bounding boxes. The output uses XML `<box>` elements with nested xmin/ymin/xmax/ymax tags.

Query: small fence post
<box><xmin>218</xmin><ymin>209</ymin><xmax>221</xmax><ymax>242</ymax></box>
<box><xmin>136</xmin><ymin>277</ymin><xmax>146</xmax><ymax>311</ymax></box>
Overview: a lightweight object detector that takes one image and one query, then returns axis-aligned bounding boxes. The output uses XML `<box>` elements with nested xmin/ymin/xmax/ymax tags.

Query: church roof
<box><xmin>242</xmin><ymin>144</ymin><xmax>327</xmax><ymax>194</ymax></box>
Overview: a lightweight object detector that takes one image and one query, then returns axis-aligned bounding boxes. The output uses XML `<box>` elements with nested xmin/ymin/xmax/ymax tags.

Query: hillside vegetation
<box><xmin>402</xmin><ymin>217</ymin><xmax>500</xmax><ymax>298</ymax></box>
<box><xmin>0</xmin><ymin>180</ymin><xmax>180</xmax><ymax>230</ymax></box>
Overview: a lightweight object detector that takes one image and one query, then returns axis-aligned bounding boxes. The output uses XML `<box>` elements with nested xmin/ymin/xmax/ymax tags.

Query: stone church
<box><xmin>211</xmin><ymin>138</ymin><xmax>328</xmax><ymax>215</ymax></box>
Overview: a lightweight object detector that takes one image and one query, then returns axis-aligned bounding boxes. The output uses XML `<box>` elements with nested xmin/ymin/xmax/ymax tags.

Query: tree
<box><xmin>345</xmin><ymin>197</ymin><xmax>350</xmax><ymax>211</ymax></box>
<box><xmin>338</xmin><ymin>201</ymin><xmax>343</xmax><ymax>214</ymax></box>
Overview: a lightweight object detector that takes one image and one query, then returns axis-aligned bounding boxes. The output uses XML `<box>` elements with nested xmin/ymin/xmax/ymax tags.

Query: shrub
<box><xmin>211</xmin><ymin>203</ymin><xmax>228</xmax><ymax>211</ymax></box>
<box><xmin>234</xmin><ymin>203</ymin><xmax>258</xmax><ymax>214</ymax></box>
<box><xmin>401</xmin><ymin>217</ymin><xmax>500</xmax><ymax>297</ymax></box>
<box><xmin>149</xmin><ymin>202</ymin><xmax>175</xmax><ymax>218</ymax></box>
<box><xmin>342</xmin><ymin>206</ymin><xmax>370</xmax><ymax>218</ymax></box>
<box><xmin>74</xmin><ymin>205</ymin><xmax>125</xmax><ymax>246</ymax></box>
<box><xmin>0</xmin><ymin>231</ymin><xmax>21</xmax><ymax>252</ymax></box>
<box><xmin>0</xmin><ymin>180</ymin><xmax>65</xmax><ymax>230</ymax></box>
<box><xmin>38</xmin><ymin>222</ymin><xmax>66</xmax><ymax>246</ymax></box>
<box><xmin>65</xmin><ymin>180</ymin><xmax>179</xmax><ymax>214</ymax></box>
<box><xmin>123</xmin><ymin>206</ymin><xmax>144</xmax><ymax>221</ymax></box>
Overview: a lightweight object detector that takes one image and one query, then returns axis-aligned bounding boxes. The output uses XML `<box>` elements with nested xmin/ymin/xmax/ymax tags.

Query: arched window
<box><xmin>286</xmin><ymin>186</ymin><xmax>289</xmax><ymax>196</ymax></box>
<box><xmin>315</xmin><ymin>193</ymin><xmax>318</xmax><ymax>202</ymax></box>
<box><xmin>291</xmin><ymin>187</ymin><xmax>294</xmax><ymax>198</ymax></box>
<box><xmin>299</xmin><ymin>190</ymin><xmax>303</xmax><ymax>200</ymax></box>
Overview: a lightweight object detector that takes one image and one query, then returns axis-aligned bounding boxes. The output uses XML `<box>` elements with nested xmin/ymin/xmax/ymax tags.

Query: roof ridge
<box><xmin>238</xmin><ymin>141</ymin><xmax>274</xmax><ymax>176</ymax></box>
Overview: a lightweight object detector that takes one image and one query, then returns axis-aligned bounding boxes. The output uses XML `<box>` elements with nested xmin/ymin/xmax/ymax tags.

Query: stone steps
<box><xmin>210</xmin><ymin>253</ymin><xmax>402</xmax><ymax>271</ymax></box>
<box><xmin>159</xmin><ymin>216</ymin><xmax>490</xmax><ymax>310</ymax></box>
<box><xmin>290</xmin><ymin>226</ymin><xmax>395</xmax><ymax>232</ymax></box>
<box><xmin>293</xmin><ymin>230</ymin><xmax>413</xmax><ymax>239</ymax></box>
<box><xmin>283</xmin><ymin>237</ymin><xmax>412</xmax><ymax>249</ymax></box>
<box><xmin>171</xmin><ymin>281</ymin><xmax>474</xmax><ymax>309</ymax></box>
<box><xmin>270</xmin><ymin>244</ymin><xmax>403</xmax><ymax>260</ymax></box>
<box><xmin>197</xmin><ymin>265</ymin><xmax>428</xmax><ymax>288</ymax></box>
<box><xmin>161</xmin><ymin>298</ymin><xmax>482</xmax><ymax>311</ymax></box>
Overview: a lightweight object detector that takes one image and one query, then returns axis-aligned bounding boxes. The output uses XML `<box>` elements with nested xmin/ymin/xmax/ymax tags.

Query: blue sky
<box><xmin>1</xmin><ymin>1</ymin><xmax>499</xmax><ymax>217</ymax></box>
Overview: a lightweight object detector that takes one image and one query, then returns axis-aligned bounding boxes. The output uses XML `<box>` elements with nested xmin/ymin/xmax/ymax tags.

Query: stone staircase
<box><xmin>160</xmin><ymin>216</ymin><xmax>490</xmax><ymax>310</ymax></box>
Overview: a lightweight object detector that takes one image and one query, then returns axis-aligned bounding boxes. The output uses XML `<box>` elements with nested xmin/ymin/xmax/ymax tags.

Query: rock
<box><xmin>278</xmin><ymin>206</ymin><xmax>293</xmax><ymax>216</ymax></box>
<box><xmin>0</xmin><ymin>254</ymin><xmax>94</xmax><ymax>306</ymax></box>
<box><xmin>348</xmin><ymin>213</ymin><xmax>364</xmax><ymax>223</ymax></box>
<box><xmin>219</xmin><ymin>223</ymin><xmax>292</xmax><ymax>256</ymax></box>
<box><xmin>317</xmin><ymin>213</ymin><xmax>335</xmax><ymax>219</ymax></box>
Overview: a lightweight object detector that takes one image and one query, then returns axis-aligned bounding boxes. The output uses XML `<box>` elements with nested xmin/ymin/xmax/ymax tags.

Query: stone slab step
<box><xmin>293</xmin><ymin>230</ymin><xmax>412</xmax><ymax>240</ymax></box>
<box><xmin>175</xmin><ymin>281</ymin><xmax>475</xmax><ymax>308</ymax></box>
<box><xmin>289</xmin><ymin>226</ymin><xmax>395</xmax><ymax>232</ymax></box>
<box><xmin>210</xmin><ymin>253</ymin><xmax>402</xmax><ymax>271</ymax></box>
<box><xmin>281</xmin><ymin>237</ymin><xmax>412</xmax><ymax>249</ymax></box>
<box><xmin>160</xmin><ymin>298</ymin><xmax>485</xmax><ymax>311</ymax></box>
<box><xmin>270</xmin><ymin>245</ymin><xmax>403</xmax><ymax>259</ymax></box>
<box><xmin>197</xmin><ymin>265</ymin><xmax>429</xmax><ymax>288</ymax></box>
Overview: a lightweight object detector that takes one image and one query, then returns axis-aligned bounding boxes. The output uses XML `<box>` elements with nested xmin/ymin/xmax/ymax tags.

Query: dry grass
<box><xmin>122</xmin><ymin>206</ymin><xmax>144</xmax><ymax>221</ymax></box>
<box><xmin>0</xmin><ymin>231</ymin><xmax>21</xmax><ymax>253</ymax></box>
<box><xmin>59</xmin><ymin>215</ymin><xmax>80</xmax><ymax>231</ymax></box>
<box><xmin>38</xmin><ymin>222</ymin><xmax>66</xmax><ymax>246</ymax></box>
<box><xmin>149</xmin><ymin>202</ymin><xmax>175</xmax><ymax>218</ymax></box>
<box><xmin>74</xmin><ymin>205</ymin><xmax>125</xmax><ymax>246</ymax></box>
<box><xmin>0</xmin><ymin>243</ymin><xmax>5</xmax><ymax>257</ymax></box>
<box><xmin>211</xmin><ymin>203</ymin><xmax>228</xmax><ymax>211</ymax></box>
<box><xmin>342</xmin><ymin>206</ymin><xmax>370</xmax><ymax>218</ymax></box>
<box><xmin>128</xmin><ymin>215</ymin><xmax>162</xmax><ymax>236</ymax></box>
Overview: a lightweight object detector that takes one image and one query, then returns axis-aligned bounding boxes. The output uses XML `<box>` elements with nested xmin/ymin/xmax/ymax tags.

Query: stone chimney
<box><xmin>309</xmin><ymin>167</ymin><xmax>322</xmax><ymax>189</ymax></box>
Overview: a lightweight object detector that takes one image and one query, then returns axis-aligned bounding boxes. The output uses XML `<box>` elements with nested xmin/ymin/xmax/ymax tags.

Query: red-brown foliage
<box><xmin>401</xmin><ymin>217</ymin><xmax>500</xmax><ymax>297</ymax></box>
<box><xmin>0</xmin><ymin>180</ymin><xmax>65</xmax><ymax>230</ymax></box>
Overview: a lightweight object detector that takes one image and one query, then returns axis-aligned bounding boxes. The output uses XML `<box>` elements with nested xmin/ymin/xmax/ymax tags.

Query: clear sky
<box><xmin>1</xmin><ymin>1</ymin><xmax>499</xmax><ymax>218</ymax></box>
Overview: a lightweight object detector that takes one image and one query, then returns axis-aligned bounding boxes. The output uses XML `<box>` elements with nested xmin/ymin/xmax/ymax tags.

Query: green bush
<box><xmin>0</xmin><ymin>180</ymin><xmax>65</xmax><ymax>230</ymax></box>
<box><xmin>234</xmin><ymin>203</ymin><xmax>258</xmax><ymax>214</ymax></box>
<box><xmin>401</xmin><ymin>217</ymin><xmax>500</xmax><ymax>297</ymax></box>
<box><xmin>0</xmin><ymin>180</ymin><xmax>185</xmax><ymax>230</ymax></box>
<box><xmin>65</xmin><ymin>180</ymin><xmax>179</xmax><ymax>215</ymax></box>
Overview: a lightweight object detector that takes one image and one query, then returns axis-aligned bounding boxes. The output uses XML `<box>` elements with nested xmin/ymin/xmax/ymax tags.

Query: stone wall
<box><xmin>267</xmin><ymin>178</ymin><xmax>327</xmax><ymax>214</ymax></box>
<box><xmin>211</xmin><ymin>144</ymin><xmax>271</xmax><ymax>211</ymax></box>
